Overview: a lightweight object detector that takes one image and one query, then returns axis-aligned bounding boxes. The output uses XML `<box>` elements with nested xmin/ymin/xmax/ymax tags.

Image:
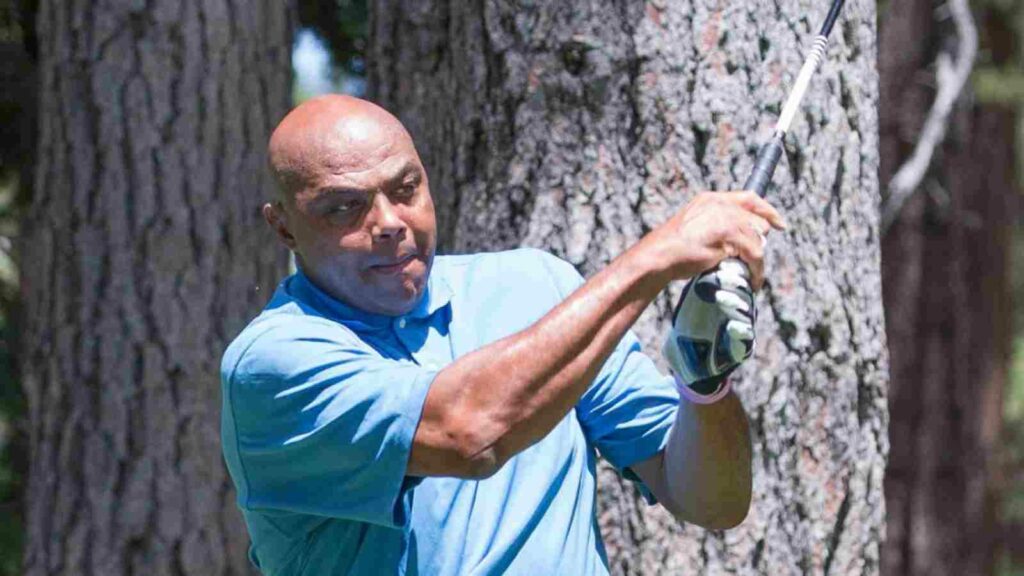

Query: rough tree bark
<box><xmin>369</xmin><ymin>0</ymin><xmax>887</xmax><ymax>574</ymax></box>
<box><xmin>879</xmin><ymin>1</ymin><xmax>1020</xmax><ymax>575</ymax></box>
<box><xmin>20</xmin><ymin>2</ymin><xmax>291</xmax><ymax>574</ymax></box>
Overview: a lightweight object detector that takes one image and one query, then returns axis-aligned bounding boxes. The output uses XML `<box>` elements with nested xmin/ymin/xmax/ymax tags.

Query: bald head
<box><xmin>268</xmin><ymin>95</ymin><xmax>415</xmax><ymax>200</ymax></box>
<box><xmin>261</xmin><ymin>95</ymin><xmax>437</xmax><ymax>316</ymax></box>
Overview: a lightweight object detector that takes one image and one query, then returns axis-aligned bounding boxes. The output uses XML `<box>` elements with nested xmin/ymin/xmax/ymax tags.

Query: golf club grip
<box><xmin>743</xmin><ymin>135</ymin><xmax>785</xmax><ymax>198</ymax></box>
<box><xmin>670</xmin><ymin>134</ymin><xmax>780</xmax><ymax>343</ymax></box>
<box><xmin>692</xmin><ymin>257</ymin><xmax>750</xmax><ymax>299</ymax></box>
<box><xmin>678</xmin><ymin>134</ymin><xmax>780</xmax><ymax>309</ymax></box>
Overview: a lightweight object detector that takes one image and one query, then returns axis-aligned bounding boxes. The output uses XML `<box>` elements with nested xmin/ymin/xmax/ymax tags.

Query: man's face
<box><xmin>266</xmin><ymin>114</ymin><xmax>437</xmax><ymax>317</ymax></box>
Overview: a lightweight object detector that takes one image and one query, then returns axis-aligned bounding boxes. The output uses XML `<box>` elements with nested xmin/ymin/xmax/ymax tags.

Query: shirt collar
<box><xmin>290</xmin><ymin>263</ymin><xmax>453</xmax><ymax>329</ymax></box>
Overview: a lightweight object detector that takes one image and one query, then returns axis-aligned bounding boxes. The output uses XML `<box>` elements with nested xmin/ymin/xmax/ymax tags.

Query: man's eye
<box><xmin>330</xmin><ymin>200</ymin><xmax>364</xmax><ymax>215</ymax></box>
<box><xmin>395</xmin><ymin>185</ymin><xmax>417</xmax><ymax>199</ymax></box>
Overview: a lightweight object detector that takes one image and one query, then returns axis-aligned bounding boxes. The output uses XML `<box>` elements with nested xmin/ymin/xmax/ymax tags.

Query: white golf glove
<box><xmin>662</xmin><ymin>259</ymin><xmax>755</xmax><ymax>398</ymax></box>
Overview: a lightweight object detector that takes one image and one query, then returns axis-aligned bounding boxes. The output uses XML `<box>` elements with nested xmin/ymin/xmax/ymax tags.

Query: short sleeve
<box><xmin>537</xmin><ymin>250</ymin><xmax>680</xmax><ymax>481</ymax></box>
<box><xmin>220</xmin><ymin>317</ymin><xmax>434</xmax><ymax>528</ymax></box>
<box><xmin>576</xmin><ymin>331</ymin><xmax>679</xmax><ymax>472</ymax></box>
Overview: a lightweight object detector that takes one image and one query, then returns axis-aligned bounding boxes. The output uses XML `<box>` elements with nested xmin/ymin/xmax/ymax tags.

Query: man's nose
<box><xmin>369</xmin><ymin>193</ymin><xmax>407</xmax><ymax>242</ymax></box>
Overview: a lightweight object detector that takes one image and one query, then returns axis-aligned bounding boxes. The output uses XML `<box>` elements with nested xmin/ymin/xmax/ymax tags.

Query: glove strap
<box><xmin>671</xmin><ymin>371</ymin><xmax>732</xmax><ymax>405</ymax></box>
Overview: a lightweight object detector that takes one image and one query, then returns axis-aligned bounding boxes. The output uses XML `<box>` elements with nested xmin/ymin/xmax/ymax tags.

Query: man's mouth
<box><xmin>368</xmin><ymin>254</ymin><xmax>417</xmax><ymax>275</ymax></box>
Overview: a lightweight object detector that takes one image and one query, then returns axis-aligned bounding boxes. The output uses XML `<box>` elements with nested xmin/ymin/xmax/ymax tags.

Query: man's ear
<box><xmin>263</xmin><ymin>202</ymin><xmax>298</xmax><ymax>251</ymax></box>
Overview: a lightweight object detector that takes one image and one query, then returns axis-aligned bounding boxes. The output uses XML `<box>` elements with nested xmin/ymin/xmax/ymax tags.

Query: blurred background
<box><xmin>1</xmin><ymin>0</ymin><xmax>1023</xmax><ymax>574</ymax></box>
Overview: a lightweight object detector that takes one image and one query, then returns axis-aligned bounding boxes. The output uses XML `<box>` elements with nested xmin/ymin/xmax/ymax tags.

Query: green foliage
<box><xmin>293</xmin><ymin>81</ymin><xmax>318</xmax><ymax>107</ymax></box>
<box><xmin>0</xmin><ymin>178</ymin><xmax>21</xmax><ymax>576</ymax></box>
<box><xmin>995</xmin><ymin>23</ymin><xmax>1024</xmax><ymax>573</ymax></box>
<box><xmin>973</xmin><ymin>0</ymin><xmax>1024</xmax><ymax>104</ymax></box>
<box><xmin>0</xmin><ymin>3</ymin><xmax>31</xmax><ymax>573</ymax></box>
<box><xmin>297</xmin><ymin>0</ymin><xmax>368</xmax><ymax>79</ymax></box>
<box><xmin>998</xmin><ymin>553</ymin><xmax>1024</xmax><ymax>576</ymax></box>
<box><xmin>974</xmin><ymin>68</ymin><xmax>1024</xmax><ymax>105</ymax></box>
<box><xmin>1007</xmin><ymin>337</ymin><xmax>1024</xmax><ymax>518</ymax></box>
<box><xmin>0</xmin><ymin>4</ymin><xmax>35</xmax><ymax>189</ymax></box>
<box><xmin>1011</xmin><ymin>340</ymin><xmax>1024</xmax><ymax>423</ymax></box>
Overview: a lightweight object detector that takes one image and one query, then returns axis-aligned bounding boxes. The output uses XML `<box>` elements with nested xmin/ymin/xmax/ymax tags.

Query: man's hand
<box><xmin>639</xmin><ymin>191</ymin><xmax>782</xmax><ymax>394</ymax></box>
<box><xmin>663</xmin><ymin>259</ymin><xmax>756</xmax><ymax>394</ymax></box>
<box><xmin>636</xmin><ymin>191</ymin><xmax>785</xmax><ymax>288</ymax></box>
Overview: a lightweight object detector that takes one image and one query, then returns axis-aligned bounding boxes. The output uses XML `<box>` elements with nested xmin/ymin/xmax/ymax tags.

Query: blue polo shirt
<box><xmin>221</xmin><ymin>248</ymin><xmax>680</xmax><ymax>576</ymax></box>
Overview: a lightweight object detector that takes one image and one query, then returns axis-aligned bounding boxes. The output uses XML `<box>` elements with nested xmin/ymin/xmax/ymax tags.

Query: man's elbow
<box><xmin>412</xmin><ymin>395</ymin><xmax>516</xmax><ymax>479</ymax></box>
<box><xmin>694</xmin><ymin>497</ymin><xmax>751</xmax><ymax>530</ymax></box>
<box><xmin>445</xmin><ymin>415</ymin><xmax>514</xmax><ymax>480</ymax></box>
<box><xmin>453</xmin><ymin>445</ymin><xmax>503</xmax><ymax>480</ymax></box>
<box><xmin>665</xmin><ymin>490</ymin><xmax>752</xmax><ymax>530</ymax></box>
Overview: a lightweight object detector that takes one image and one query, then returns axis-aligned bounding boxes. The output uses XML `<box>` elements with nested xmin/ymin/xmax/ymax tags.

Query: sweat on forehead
<box><xmin>268</xmin><ymin>95</ymin><xmax>412</xmax><ymax>198</ymax></box>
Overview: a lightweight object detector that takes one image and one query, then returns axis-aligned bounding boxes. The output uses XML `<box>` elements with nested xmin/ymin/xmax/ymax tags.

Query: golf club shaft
<box><xmin>670</xmin><ymin>0</ymin><xmax>848</xmax><ymax>344</ymax></box>
<box><xmin>742</xmin><ymin>0</ymin><xmax>845</xmax><ymax>196</ymax></box>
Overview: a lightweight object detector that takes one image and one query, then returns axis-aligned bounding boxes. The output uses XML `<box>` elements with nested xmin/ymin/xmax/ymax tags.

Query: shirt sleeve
<box><xmin>576</xmin><ymin>331</ymin><xmax>679</xmax><ymax>472</ymax></box>
<box><xmin>538</xmin><ymin>250</ymin><xmax>680</xmax><ymax>493</ymax></box>
<box><xmin>221</xmin><ymin>317</ymin><xmax>434</xmax><ymax>529</ymax></box>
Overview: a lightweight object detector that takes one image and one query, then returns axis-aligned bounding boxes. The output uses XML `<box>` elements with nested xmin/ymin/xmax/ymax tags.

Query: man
<box><xmin>221</xmin><ymin>94</ymin><xmax>785</xmax><ymax>575</ymax></box>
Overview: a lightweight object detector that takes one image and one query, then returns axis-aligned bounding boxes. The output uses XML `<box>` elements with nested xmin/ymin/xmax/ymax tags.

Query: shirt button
<box><xmin>398</xmin><ymin>318</ymin><xmax>407</xmax><ymax>329</ymax></box>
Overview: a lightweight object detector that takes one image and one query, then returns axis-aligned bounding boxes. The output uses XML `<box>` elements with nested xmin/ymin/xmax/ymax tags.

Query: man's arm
<box><xmin>408</xmin><ymin>192</ymin><xmax>782</xmax><ymax>479</ymax></box>
<box><xmin>408</xmin><ymin>241</ymin><xmax>661</xmax><ymax>478</ymax></box>
<box><xmin>630</xmin><ymin>392</ymin><xmax>753</xmax><ymax>529</ymax></box>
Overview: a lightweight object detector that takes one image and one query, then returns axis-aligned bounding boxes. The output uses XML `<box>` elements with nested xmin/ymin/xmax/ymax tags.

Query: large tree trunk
<box><xmin>20</xmin><ymin>2</ymin><xmax>292</xmax><ymax>574</ymax></box>
<box><xmin>879</xmin><ymin>2</ymin><xmax>1020</xmax><ymax>575</ymax></box>
<box><xmin>369</xmin><ymin>1</ymin><xmax>887</xmax><ymax>574</ymax></box>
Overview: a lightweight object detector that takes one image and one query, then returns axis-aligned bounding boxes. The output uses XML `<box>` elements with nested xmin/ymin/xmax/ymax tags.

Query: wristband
<box><xmin>671</xmin><ymin>371</ymin><xmax>732</xmax><ymax>405</ymax></box>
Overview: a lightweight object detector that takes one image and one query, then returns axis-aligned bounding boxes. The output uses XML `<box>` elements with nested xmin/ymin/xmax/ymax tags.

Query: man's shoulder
<box><xmin>435</xmin><ymin>247</ymin><xmax>581</xmax><ymax>290</ymax></box>
<box><xmin>220</xmin><ymin>291</ymin><xmax>359</xmax><ymax>386</ymax></box>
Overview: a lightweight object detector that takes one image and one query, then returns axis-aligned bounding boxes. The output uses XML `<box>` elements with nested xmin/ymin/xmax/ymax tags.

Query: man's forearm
<box><xmin>409</xmin><ymin>190</ymin><xmax>785</xmax><ymax>479</ymax></box>
<box><xmin>408</xmin><ymin>247</ymin><xmax>665</xmax><ymax>478</ymax></box>
<box><xmin>659</xmin><ymin>392</ymin><xmax>752</xmax><ymax>528</ymax></box>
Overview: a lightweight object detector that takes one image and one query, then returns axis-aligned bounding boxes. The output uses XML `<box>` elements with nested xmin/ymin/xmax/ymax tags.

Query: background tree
<box><xmin>19</xmin><ymin>1</ymin><xmax>292</xmax><ymax>574</ymax></box>
<box><xmin>879</xmin><ymin>0</ymin><xmax>1024</xmax><ymax>574</ymax></box>
<box><xmin>368</xmin><ymin>1</ymin><xmax>888</xmax><ymax>574</ymax></box>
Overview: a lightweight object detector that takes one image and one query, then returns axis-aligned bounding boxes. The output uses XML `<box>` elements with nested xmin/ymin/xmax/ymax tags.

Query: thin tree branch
<box><xmin>881</xmin><ymin>0</ymin><xmax>978</xmax><ymax>233</ymax></box>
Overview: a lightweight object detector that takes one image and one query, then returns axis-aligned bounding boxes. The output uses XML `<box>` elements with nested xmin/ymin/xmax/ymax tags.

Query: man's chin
<box><xmin>369</xmin><ymin>275</ymin><xmax>427</xmax><ymax>316</ymax></box>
